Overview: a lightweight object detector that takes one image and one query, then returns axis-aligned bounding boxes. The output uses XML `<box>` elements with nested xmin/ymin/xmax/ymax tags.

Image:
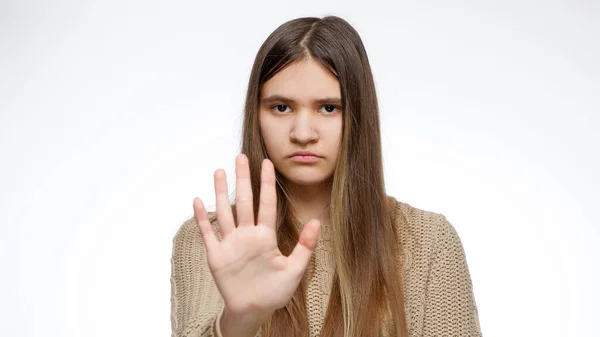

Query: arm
<box><xmin>169</xmin><ymin>217</ymin><xmax>227</xmax><ymax>337</ymax></box>
<box><xmin>422</xmin><ymin>215</ymin><xmax>483</xmax><ymax>336</ymax></box>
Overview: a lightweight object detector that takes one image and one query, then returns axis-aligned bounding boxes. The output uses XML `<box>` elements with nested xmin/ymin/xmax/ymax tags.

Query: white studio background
<box><xmin>1</xmin><ymin>0</ymin><xmax>598</xmax><ymax>336</ymax></box>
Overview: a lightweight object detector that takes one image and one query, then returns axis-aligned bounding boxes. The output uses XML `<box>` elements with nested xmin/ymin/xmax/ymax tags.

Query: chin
<box><xmin>277</xmin><ymin>167</ymin><xmax>334</xmax><ymax>187</ymax></box>
<box><xmin>287</xmin><ymin>177</ymin><xmax>327</xmax><ymax>187</ymax></box>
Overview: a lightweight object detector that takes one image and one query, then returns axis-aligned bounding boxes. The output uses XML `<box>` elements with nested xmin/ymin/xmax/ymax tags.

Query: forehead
<box><xmin>260</xmin><ymin>58</ymin><xmax>341</xmax><ymax>100</ymax></box>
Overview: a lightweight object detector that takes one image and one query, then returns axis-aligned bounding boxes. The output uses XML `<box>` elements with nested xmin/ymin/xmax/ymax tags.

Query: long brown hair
<box><xmin>239</xmin><ymin>15</ymin><xmax>408</xmax><ymax>337</ymax></box>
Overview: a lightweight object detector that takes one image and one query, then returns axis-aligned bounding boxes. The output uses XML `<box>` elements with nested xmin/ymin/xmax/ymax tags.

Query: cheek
<box><xmin>326</xmin><ymin>117</ymin><xmax>343</xmax><ymax>147</ymax></box>
<box><xmin>260</xmin><ymin>117</ymin><xmax>285</xmax><ymax>153</ymax></box>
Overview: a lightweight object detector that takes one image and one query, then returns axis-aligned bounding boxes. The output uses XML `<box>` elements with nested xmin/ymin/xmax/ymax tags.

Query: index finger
<box><xmin>256</xmin><ymin>158</ymin><xmax>277</xmax><ymax>230</ymax></box>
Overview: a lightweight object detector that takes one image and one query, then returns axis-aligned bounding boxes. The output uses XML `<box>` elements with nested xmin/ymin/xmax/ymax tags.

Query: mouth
<box><xmin>289</xmin><ymin>152</ymin><xmax>320</xmax><ymax>163</ymax></box>
<box><xmin>289</xmin><ymin>151</ymin><xmax>319</xmax><ymax>157</ymax></box>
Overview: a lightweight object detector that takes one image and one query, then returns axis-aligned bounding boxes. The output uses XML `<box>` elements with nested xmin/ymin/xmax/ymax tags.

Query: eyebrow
<box><xmin>260</xmin><ymin>94</ymin><xmax>342</xmax><ymax>106</ymax></box>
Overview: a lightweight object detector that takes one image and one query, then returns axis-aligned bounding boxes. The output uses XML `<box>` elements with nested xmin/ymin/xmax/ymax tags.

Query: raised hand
<box><xmin>193</xmin><ymin>154</ymin><xmax>321</xmax><ymax>331</ymax></box>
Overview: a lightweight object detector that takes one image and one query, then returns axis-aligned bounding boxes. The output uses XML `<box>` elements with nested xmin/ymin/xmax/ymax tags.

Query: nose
<box><xmin>289</xmin><ymin>111</ymin><xmax>318</xmax><ymax>144</ymax></box>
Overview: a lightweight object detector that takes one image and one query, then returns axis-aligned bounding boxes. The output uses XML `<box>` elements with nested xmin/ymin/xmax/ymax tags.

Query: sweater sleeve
<box><xmin>170</xmin><ymin>216</ymin><xmax>223</xmax><ymax>337</ymax></box>
<box><xmin>421</xmin><ymin>215</ymin><xmax>483</xmax><ymax>336</ymax></box>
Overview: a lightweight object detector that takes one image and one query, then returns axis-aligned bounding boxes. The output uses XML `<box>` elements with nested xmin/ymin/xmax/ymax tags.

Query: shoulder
<box><xmin>173</xmin><ymin>212</ymin><xmax>221</xmax><ymax>246</ymax></box>
<box><xmin>386</xmin><ymin>195</ymin><xmax>464</xmax><ymax>269</ymax></box>
<box><xmin>386</xmin><ymin>195</ymin><xmax>456</xmax><ymax>242</ymax></box>
<box><xmin>170</xmin><ymin>211</ymin><xmax>223</xmax><ymax>269</ymax></box>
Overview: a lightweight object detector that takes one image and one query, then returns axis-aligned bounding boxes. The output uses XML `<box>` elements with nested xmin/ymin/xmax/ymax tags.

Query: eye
<box><xmin>320</xmin><ymin>105</ymin><xmax>340</xmax><ymax>114</ymax></box>
<box><xmin>271</xmin><ymin>104</ymin><xmax>291</xmax><ymax>114</ymax></box>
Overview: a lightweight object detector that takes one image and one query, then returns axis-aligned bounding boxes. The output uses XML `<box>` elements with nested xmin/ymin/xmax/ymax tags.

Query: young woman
<box><xmin>170</xmin><ymin>15</ymin><xmax>482</xmax><ymax>337</ymax></box>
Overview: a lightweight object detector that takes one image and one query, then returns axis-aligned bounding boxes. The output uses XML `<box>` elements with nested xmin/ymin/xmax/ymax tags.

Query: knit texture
<box><xmin>170</xmin><ymin>196</ymin><xmax>482</xmax><ymax>336</ymax></box>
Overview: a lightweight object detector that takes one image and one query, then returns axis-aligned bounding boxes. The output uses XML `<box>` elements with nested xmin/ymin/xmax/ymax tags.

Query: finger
<box><xmin>288</xmin><ymin>219</ymin><xmax>321</xmax><ymax>275</ymax></box>
<box><xmin>256</xmin><ymin>159</ymin><xmax>277</xmax><ymax>230</ymax></box>
<box><xmin>235</xmin><ymin>154</ymin><xmax>255</xmax><ymax>227</ymax></box>
<box><xmin>193</xmin><ymin>197</ymin><xmax>218</xmax><ymax>250</ymax></box>
<box><xmin>214</xmin><ymin>169</ymin><xmax>235</xmax><ymax>237</ymax></box>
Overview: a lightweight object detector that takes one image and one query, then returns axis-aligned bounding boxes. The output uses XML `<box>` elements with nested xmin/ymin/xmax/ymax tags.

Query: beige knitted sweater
<box><xmin>170</xmin><ymin>196</ymin><xmax>482</xmax><ymax>336</ymax></box>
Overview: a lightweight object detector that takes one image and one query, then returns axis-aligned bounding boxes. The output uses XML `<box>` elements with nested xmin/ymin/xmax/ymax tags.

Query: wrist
<box><xmin>219</xmin><ymin>307</ymin><xmax>272</xmax><ymax>337</ymax></box>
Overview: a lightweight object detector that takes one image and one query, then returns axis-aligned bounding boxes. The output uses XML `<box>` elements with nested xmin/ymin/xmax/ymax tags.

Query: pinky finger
<box><xmin>193</xmin><ymin>197</ymin><xmax>219</xmax><ymax>250</ymax></box>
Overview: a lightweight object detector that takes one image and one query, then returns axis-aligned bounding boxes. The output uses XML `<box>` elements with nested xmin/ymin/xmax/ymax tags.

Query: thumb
<box><xmin>288</xmin><ymin>219</ymin><xmax>321</xmax><ymax>274</ymax></box>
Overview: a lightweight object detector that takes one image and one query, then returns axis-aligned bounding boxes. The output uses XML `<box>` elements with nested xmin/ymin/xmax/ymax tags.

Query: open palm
<box><xmin>193</xmin><ymin>154</ymin><xmax>321</xmax><ymax>318</ymax></box>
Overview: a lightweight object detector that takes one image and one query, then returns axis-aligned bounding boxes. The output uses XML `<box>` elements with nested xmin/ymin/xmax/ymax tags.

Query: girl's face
<box><xmin>259</xmin><ymin>57</ymin><xmax>343</xmax><ymax>188</ymax></box>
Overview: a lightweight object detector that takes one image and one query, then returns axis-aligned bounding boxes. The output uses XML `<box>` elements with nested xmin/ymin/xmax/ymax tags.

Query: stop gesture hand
<box><xmin>193</xmin><ymin>154</ymin><xmax>321</xmax><ymax>334</ymax></box>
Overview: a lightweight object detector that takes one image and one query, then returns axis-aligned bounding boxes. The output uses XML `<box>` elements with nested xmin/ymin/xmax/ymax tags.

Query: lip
<box><xmin>289</xmin><ymin>151</ymin><xmax>319</xmax><ymax>157</ymax></box>
<box><xmin>289</xmin><ymin>151</ymin><xmax>321</xmax><ymax>163</ymax></box>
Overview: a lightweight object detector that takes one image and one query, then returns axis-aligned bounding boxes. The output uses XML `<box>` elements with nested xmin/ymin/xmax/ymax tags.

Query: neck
<box><xmin>287</xmin><ymin>181</ymin><xmax>331</xmax><ymax>226</ymax></box>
